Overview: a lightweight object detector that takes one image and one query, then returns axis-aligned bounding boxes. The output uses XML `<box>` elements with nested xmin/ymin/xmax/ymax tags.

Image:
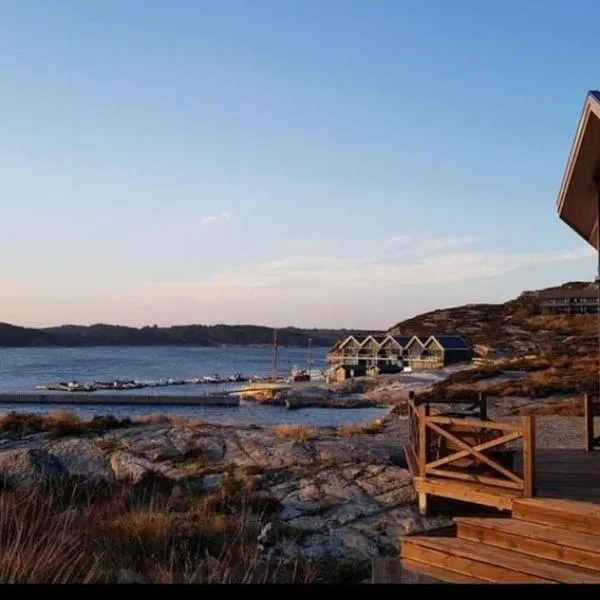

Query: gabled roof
<box><xmin>359</xmin><ymin>335</ymin><xmax>387</xmax><ymax>348</ymax></box>
<box><xmin>556</xmin><ymin>90</ymin><xmax>600</xmax><ymax>248</ymax></box>
<box><xmin>425</xmin><ymin>335</ymin><xmax>471</xmax><ymax>350</ymax></box>
<box><xmin>338</xmin><ymin>335</ymin><xmax>361</xmax><ymax>350</ymax></box>
<box><xmin>388</xmin><ymin>335</ymin><xmax>412</xmax><ymax>347</ymax></box>
<box><xmin>405</xmin><ymin>335</ymin><xmax>428</xmax><ymax>348</ymax></box>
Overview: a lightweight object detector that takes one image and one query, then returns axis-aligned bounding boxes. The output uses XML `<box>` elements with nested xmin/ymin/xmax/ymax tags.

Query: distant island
<box><xmin>0</xmin><ymin>322</ymin><xmax>381</xmax><ymax>348</ymax></box>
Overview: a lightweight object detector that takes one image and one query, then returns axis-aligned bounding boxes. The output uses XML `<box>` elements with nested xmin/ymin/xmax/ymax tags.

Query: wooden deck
<box><xmin>395</xmin><ymin>395</ymin><xmax>600</xmax><ymax>584</ymax></box>
<box><xmin>525</xmin><ymin>448</ymin><xmax>600</xmax><ymax>503</ymax></box>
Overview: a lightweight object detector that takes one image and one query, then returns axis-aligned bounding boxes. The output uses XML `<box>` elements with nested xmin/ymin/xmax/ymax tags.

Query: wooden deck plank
<box><xmin>402</xmin><ymin>536</ymin><xmax>600</xmax><ymax>583</ymax></box>
<box><xmin>456</xmin><ymin>517</ymin><xmax>600</xmax><ymax>571</ymax></box>
<box><xmin>414</xmin><ymin>476</ymin><xmax>519</xmax><ymax>511</ymax></box>
<box><xmin>513</xmin><ymin>498</ymin><xmax>600</xmax><ymax>535</ymax></box>
<box><xmin>401</xmin><ymin>537</ymin><xmax>554</xmax><ymax>583</ymax></box>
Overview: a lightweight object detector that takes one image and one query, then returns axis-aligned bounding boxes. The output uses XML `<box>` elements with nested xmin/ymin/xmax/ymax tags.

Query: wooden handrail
<box><xmin>405</xmin><ymin>395</ymin><xmax>536</xmax><ymax>497</ymax></box>
<box><xmin>425</xmin><ymin>415</ymin><xmax>523</xmax><ymax>432</ymax></box>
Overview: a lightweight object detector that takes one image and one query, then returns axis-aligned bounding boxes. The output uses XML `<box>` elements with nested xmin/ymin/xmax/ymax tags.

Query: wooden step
<box><xmin>400</xmin><ymin>559</ymin><xmax>483</xmax><ymax>584</ymax></box>
<box><xmin>513</xmin><ymin>498</ymin><xmax>600</xmax><ymax>535</ymax></box>
<box><xmin>413</xmin><ymin>476</ymin><xmax>520</xmax><ymax>511</ymax></box>
<box><xmin>401</xmin><ymin>535</ymin><xmax>600</xmax><ymax>583</ymax></box>
<box><xmin>371</xmin><ymin>557</ymin><xmax>481</xmax><ymax>583</ymax></box>
<box><xmin>456</xmin><ymin>517</ymin><xmax>600</xmax><ymax>572</ymax></box>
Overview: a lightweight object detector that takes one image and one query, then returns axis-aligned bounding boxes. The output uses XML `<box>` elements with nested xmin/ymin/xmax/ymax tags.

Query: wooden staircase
<box><xmin>400</xmin><ymin>497</ymin><xmax>600</xmax><ymax>583</ymax></box>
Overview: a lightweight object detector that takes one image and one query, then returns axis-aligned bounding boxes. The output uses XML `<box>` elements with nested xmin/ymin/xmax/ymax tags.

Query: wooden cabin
<box><xmin>367</xmin><ymin>363</ymin><xmax>403</xmax><ymax>377</ymax></box>
<box><xmin>329</xmin><ymin>364</ymin><xmax>367</xmax><ymax>382</ymax></box>
<box><xmin>358</xmin><ymin>335</ymin><xmax>387</xmax><ymax>367</ymax></box>
<box><xmin>404</xmin><ymin>335</ymin><xmax>429</xmax><ymax>361</ymax></box>
<box><xmin>424</xmin><ymin>334</ymin><xmax>473</xmax><ymax>364</ymax></box>
<box><xmin>333</xmin><ymin>335</ymin><xmax>361</xmax><ymax>365</ymax></box>
<box><xmin>556</xmin><ymin>90</ymin><xmax>600</xmax><ymax>250</ymax></box>
<box><xmin>378</xmin><ymin>335</ymin><xmax>411</xmax><ymax>365</ymax></box>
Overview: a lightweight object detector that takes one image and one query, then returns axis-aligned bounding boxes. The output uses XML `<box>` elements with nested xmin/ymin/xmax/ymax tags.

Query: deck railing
<box><xmin>406</xmin><ymin>394</ymin><xmax>536</xmax><ymax>498</ymax></box>
<box><xmin>584</xmin><ymin>393</ymin><xmax>600</xmax><ymax>452</ymax></box>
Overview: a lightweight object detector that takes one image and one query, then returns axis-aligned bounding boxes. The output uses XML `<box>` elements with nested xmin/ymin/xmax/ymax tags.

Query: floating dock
<box><xmin>0</xmin><ymin>392</ymin><xmax>240</xmax><ymax>407</ymax></box>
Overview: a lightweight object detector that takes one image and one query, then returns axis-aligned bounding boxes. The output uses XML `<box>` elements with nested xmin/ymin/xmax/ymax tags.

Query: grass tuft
<box><xmin>272</xmin><ymin>425</ymin><xmax>312</xmax><ymax>442</ymax></box>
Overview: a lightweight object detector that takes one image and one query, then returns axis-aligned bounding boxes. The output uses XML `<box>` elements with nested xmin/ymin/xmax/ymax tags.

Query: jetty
<box><xmin>36</xmin><ymin>373</ymin><xmax>251</xmax><ymax>393</ymax></box>
<box><xmin>0</xmin><ymin>392</ymin><xmax>240</xmax><ymax>407</ymax></box>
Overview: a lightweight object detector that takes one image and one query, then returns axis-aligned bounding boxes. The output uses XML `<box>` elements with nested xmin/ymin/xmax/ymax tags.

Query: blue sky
<box><xmin>0</xmin><ymin>0</ymin><xmax>598</xmax><ymax>328</ymax></box>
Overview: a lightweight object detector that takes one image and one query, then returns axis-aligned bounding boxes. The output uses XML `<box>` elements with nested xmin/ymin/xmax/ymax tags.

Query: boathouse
<box><xmin>326</xmin><ymin>333</ymin><xmax>472</xmax><ymax>372</ymax></box>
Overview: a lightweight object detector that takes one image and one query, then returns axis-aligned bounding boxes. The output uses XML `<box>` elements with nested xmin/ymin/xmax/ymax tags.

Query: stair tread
<box><xmin>514</xmin><ymin>497</ymin><xmax>600</xmax><ymax>519</ymax></box>
<box><xmin>402</xmin><ymin>535</ymin><xmax>600</xmax><ymax>583</ymax></box>
<box><xmin>456</xmin><ymin>517</ymin><xmax>600</xmax><ymax>553</ymax></box>
<box><xmin>401</xmin><ymin>559</ymin><xmax>484</xmax><ymax>583</ymax></box>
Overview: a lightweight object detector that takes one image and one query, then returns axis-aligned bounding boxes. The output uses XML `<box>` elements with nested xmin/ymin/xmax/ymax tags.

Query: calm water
<box><xmin>0</xmin><ymin>346</ymin><xmax>387</xmax><ymax>426</ymax></box>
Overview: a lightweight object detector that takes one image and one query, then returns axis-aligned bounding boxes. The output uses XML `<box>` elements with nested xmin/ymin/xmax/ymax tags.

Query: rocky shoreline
<box><xmin>0</xmin><ymin>396</ymin><xmax>593</xmax><ymax>583</ymax></box>
<box><xmin>0</xmin><ymin>410</ymin><xmax>450</xmax><ymax>577</ymax></box>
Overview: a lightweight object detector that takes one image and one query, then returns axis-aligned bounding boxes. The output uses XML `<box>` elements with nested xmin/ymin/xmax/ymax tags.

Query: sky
<box><xmin>0</xmin><ymin>0</ymin><xmax>599</xmax><ymax>329</ymax></box>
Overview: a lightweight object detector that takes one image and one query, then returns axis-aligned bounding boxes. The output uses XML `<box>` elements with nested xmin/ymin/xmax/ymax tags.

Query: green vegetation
<box><xmin>0</xmin><ymin>322</ymin><xmax>377</xmax><ymax>348</ymax></box>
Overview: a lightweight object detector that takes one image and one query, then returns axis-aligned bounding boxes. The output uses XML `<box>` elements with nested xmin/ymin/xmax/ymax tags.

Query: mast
<box><xmin>271</xmin><ymin>328</ymin><xmax>279</xmax><ymax>381</ymax></box>
<box><xmin>307</xmin><ymin>337</ymin><xmax>313</xmax><ymax>379</ymax></box>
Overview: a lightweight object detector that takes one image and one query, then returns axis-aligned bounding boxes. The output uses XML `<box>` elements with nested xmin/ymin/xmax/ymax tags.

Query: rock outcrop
<box><xmin>0</xmin><ymin>415</ymin><xmax>449</xmax><ymax>562</ymax></box>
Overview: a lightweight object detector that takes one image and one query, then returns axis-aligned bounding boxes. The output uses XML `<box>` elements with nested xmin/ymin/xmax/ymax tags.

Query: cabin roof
<box><xmin>405</xmin><ymin>335</ymin><xmax>429</xmax><ymax>348</ymax></box>
<box><xmin>428</xmin><ymin>335</ymin><xmax>471</xmax><ymax>350</ymax></box>
<box><xmin>538</xmin><ymin>287</ymin><xmax>597</xmax><ymax>300</ymax></box>
<box><xmin>556</xmin><ymin>90</ymin><xmax>600</xmax><ymax>248</ymax></box>
<box><xmin>338</xmin><ymin>335</ymin><xmax>360</xmax><ymax>349</ymax></box>
<box><xmin>362</xmin><ymin>335</ymin><xmax>387</xmax><ymax>343</ymax></box>
<box><xmin>388</xmin><ymin>335</ymin><xmax>412</xmax><ymax>347</ymax></box>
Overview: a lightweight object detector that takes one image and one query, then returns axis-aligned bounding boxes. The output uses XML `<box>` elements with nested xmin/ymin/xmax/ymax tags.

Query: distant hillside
<box><xmin>0</xmin><ymin>322</ymin><xmax>378</xmax><ymax>348</ymax></box>
<box><xmin>388</xmin><ymin>281</ymin><xmax>597</xmax><ymax>356</ymax></box>
<box><xmin>390</xmin><ymin>281</ymin><xmax>600</xmax><ymax>401</ymax></box>
<box><xmin>0</xmin><ymin>323</ymin><xmax>71</xmax><ymax>347</ymax></box>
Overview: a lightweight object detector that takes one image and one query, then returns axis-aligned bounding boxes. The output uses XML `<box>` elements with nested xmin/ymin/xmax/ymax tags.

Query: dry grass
<box><xmin>134</xmin><ymin>414</ymin><xmax>203</xmax><ymax>428</ymax></box>
<box><xmin>0</xmin><ymin>474</ymin><xmax>315</xmax><ymax>583</ymax></box>
<box><xmin>520</xmin><ymin>397</ymin><xmax>600</xmax><ymax>417</ymax></box>
<box><xmin>0</xmin><ymin>411</ymin><xmax>132</xmax><ymax>438</ymax></box>
<box><xmin>338</xmin><ymin>419</ymin><xmax>385</xmax><ymax>436</ymax></box>
<box><xmin>273</xmin><ymin>425</ymin><xmax>313</xmax><ymax>442</ymax></box>
<box><xmin>0</xmin><ymin>411</ymin><xmax>208</xmax><ymax>439</ymax></box>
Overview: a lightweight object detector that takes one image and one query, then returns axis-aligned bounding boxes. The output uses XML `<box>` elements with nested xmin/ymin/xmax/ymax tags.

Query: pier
<box><xmin>0</xmin><ymin>392</ymin><xmax>240</xmax><ymax>407</ymax></box>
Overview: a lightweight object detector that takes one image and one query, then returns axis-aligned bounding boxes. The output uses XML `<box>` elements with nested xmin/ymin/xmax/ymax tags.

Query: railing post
<box><xmin>418</xmin><ymin>404</ymin><xmax>427</xmax><ymax>478</ymax></box>
<box><xmin>584</xmin><ymin>393</ymin><xmax>595</xmax><ymax>452</ymax></box>
<box><xmin>417</xmin><ymin>402</ymin><xmax>430</xmax><ymax>515</ymax></box>
<box><xmin>522</xmin><ymin>415</ymin><xmax>536</xmax><ymax>498</ymax></box>
<box><xmin>479</xmin><ymin>392</ymin><xmax>488</xmax><ymax>421</ymax></box>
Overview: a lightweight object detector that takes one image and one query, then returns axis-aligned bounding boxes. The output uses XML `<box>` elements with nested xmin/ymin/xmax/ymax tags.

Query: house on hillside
<box><xmin>538</xmin><ymin>288</ymin><xmax>598</xmax><ymax>315</ymax></box>
<box><xmin>403</xmin><ymin>334</ymin><xmax>472</xmax><ymax>370</ymax></box>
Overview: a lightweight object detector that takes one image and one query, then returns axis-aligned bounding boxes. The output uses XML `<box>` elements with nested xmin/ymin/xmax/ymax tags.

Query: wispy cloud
<box><xmin>378</xmin><ymin>234</ymin><xmax>414</xmax><ymax>247</ymax></box>
<box><xmin>201</xmin><ymin>211</ymin><xmax>231</xmax><ymax>226</ymax></box>
<box><xmin>142</xmin><ymin>234</ymin><xmax>595</xmax><ymax>303</ymax></box>
<box><xmin>425</xmin><ymin>235</ymin><xmax>479</xmax><ymax>251</ymax></box>
<box><xmin>377</xmin><ymin>234</ymin><xmax>476</xmax><ymax>251</ymax></box>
